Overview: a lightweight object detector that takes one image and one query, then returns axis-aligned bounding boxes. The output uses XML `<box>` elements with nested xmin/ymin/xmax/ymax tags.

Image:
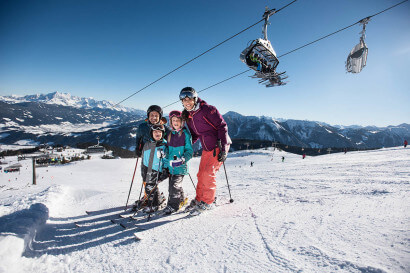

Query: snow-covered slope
<box><xmin>0</xmin><ymin>147</ymin><xmax>408</xmax><ymax>272</ymax></box>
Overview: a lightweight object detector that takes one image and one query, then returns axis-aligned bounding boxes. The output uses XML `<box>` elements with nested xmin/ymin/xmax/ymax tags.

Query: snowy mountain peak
<box><xmin>0</xmin><ymin>91</ymin><xmax>140</xmax><ymax>113</ymax></box>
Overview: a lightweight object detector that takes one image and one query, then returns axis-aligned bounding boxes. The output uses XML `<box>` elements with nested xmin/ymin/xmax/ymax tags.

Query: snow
<box><xmin>0</xmin><ymin>147</ymin><xmax>409</xmax><ymax>272</ymax></box>
<box><xmin>13</xmin><ymin>140</ymin><xmax>40</xmax><ymax>146</ymax></box>
<box><xmin>0</xmin><ymin>92</ymin><xmax>140</xmax><ymax>113</ymax></box>
<box><xmin>6</xmin><ymin>121</ymin><xmax>115</xmax><ymax>135</ymax></box>
<box><xmin>0</xmin><ymin>144</ymin><xmax>37</xmax><ymax>151</ymax></box>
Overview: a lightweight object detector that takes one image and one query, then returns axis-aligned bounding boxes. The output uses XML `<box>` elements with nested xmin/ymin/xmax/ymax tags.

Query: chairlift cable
<box><xmin>277</xmin><ymin>22</ymin><xmax>360</xmax><ymax>58</ymax></box>
<box><xmin>114</xmin><ymin>0</ymin><xmax>298</xmax><ymax>107</ymax></box>
<box><xmin>162</xmin><ymin>0</ymin><xmax>408</xmax><ymax>109</ymax></box>
<box><xmin>279</xmin><ymin>0</ymin><xmax>408</xmax><ymax>58</ymax></box>
<box><xmin>162</xmin><ymin>69</ymin><xmax>251</xmax><ymax>109</ymax></box>
<box><xmin>366</xmin><ymin>0</ymin><xmax>408</xmax><ymax>19</ymax></box>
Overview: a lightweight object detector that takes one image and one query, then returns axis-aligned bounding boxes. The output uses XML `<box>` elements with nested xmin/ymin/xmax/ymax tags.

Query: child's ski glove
<box><xmin>170</xmin><ymin>157</ymin><xmax>185</xmax><ymax>167</ymax></box>
<box><xmin>157</xmin><ymin>148</ymin><xmax>166</xmax><ymax>158</ymax></box>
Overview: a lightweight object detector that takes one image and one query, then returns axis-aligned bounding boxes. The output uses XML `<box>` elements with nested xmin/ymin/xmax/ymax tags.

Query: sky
<box><xmin>0</xmin><ymin>0</ymin><xmax>409</xmax><ymax>127</ymax></box>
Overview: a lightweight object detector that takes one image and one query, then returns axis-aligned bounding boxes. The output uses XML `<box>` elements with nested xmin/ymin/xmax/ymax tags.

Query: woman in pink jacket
<box><xmin>179</xmin><ymin>87</ymin><xmax>231</xmax><ymax>215</ymax></box>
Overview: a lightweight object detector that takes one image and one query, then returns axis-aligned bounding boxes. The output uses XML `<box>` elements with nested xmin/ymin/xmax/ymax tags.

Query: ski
<box><xmin>109</xmin><ymin>217</ymin><xmax>145</xmax><ymax>230</ymax></box>
<box><xmin>119</xmin><ymin>212</ymin><xmax>136</xmax><ymax>218</ymax></box>
<box><xmin>85</xmin><ymin>205</ymin><xmax>126</xmax><ymax>215</ymax></box>
<box><xmin>74</xmin><ymin>213</ymin><xmax>123</xmax><ymax>228</ymax></box>
<box><xmin>118</xmin><ymin>220</ymin><xmax>148</xmax><ymax>230</ymax></box>
<box><xmin>134</xmin><ymin>233</ymin><xmax>142</xmax><ymax>241</ymax></box>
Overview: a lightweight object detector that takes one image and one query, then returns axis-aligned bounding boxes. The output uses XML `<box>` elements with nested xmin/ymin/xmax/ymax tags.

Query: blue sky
<box><xmin>1</xmin><ymin>0</ymin><xmax>409</xmax><ymax>126</ymax></box>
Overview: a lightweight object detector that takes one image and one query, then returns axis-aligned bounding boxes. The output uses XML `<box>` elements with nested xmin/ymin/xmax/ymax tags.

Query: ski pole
<box><xmin>132</xmin><ymin>148</ymin><xmax>166</xmax><ymax>216</ymax></box>
<box><xmin>188</xmin><ymin>173</ymin><xmax>196</xmax><ymax>190</ymax></box>
<box><xmin>125</xmin><ymin>157</ymin><xmax>139</xmax><ymax>210</ymax></box>
<box><xmin>147</xmin><ymin>149</ymin><xmax>164</xmax><ymax>221</ymax></box>
<box><xmin>222</xmin><ymin>161</ymin><xmax>234</xmax><ymax>203</ymax></box>
<box><xmin>217</xmin><ymin>140</ymin><xmax>233</xmax><ymax>203</ymax></box>
<box><xmin>136</xmin><ymin>180</ymin><xmax>145</xmax><ymax>207</ymax></box>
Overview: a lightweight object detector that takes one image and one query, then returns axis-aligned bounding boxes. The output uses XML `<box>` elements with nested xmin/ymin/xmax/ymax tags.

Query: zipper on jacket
<box><xmin>190</xmin><ymin>112</ymin><xmax>210</xmax><ymax>151</ymax></box>
<box><xmin>202</xmin><ymin>116</ymin><xmax>217</xmax><ymax>130</ymax></box>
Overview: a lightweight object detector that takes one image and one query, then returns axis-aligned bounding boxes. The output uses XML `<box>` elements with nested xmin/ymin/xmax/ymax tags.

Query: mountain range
<box><xmin>0</xmin><ymin>92</ymin><xmax>409</xmax><ymax>151</ymax></box>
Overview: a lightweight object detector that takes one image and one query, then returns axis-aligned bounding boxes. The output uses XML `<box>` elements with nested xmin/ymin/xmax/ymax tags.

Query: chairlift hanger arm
<box><xmin>263</xmin><ymin>8</ymin><xmax>277</xmax><ymax>19</ymax></box>
<box><xmin>262</xmin><ymin>7</ymin><xmax>277</xmax><ymax>41</ymax></box>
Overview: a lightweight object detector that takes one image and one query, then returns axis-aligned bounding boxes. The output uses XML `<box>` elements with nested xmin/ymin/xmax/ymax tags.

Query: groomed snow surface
<box><xmin>0</xmin><ymin>147</ymin><xmax>409</xmax><ymax>273</ymax></box>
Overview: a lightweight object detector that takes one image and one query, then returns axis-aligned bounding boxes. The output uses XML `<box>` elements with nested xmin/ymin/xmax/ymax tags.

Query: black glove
<box><xmin>135</xmin><ymin>149</ymin><xmax>142</xmax><ymax>158</ymax></box>
<box><xmin>218</xmin><ymin>150</ymin><xmax>227</xmax><ymax>162</ymax></box>
<box><xmin>135</xmin><ymin>138</ymin><xmax>143</xmax><ymax>157</ymax></box>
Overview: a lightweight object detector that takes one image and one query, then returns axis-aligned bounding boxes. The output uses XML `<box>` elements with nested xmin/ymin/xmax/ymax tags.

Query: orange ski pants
<box><xmin>195</xmin><ymin>148</ymin><xmax>223</xmax><ymax>205</ymax></box>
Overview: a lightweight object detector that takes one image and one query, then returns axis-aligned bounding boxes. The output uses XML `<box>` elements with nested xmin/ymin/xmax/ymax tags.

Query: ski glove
<box><xmin>135</xmin><ymin>138</ymin><xmax>143</xmax><ymax>157</ymax></box>
<box><xmin>157</xmin><ymin>148</ymin><xmax>166</xmax><ymax>158</ymax></box>
<box><xmin>135</xmin><ymin>149</ymin><xmax>142</xmax><ymax>158</ymax></box>
<box><xmin>218</xmin><ymin>150</ymin><xmax>227</xmax><ymax>162</ymax></box>
<box><xmin>170</xmin><ymin>157</ymin><xmax>185</xmax><ymax>167</ymax></box>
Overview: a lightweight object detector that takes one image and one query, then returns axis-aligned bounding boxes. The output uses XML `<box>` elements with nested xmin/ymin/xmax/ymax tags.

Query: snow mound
<box><xmin>0</xmin><ymin>203</ymin><xmax>49</xmax><ymax>257</ymax></box>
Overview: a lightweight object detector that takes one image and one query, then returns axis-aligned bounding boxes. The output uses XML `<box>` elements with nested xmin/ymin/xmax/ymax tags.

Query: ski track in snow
<box><xmin>0</xmin><ymin>147</ymin><xmax>409</xmax><ymax>272</ymax></box>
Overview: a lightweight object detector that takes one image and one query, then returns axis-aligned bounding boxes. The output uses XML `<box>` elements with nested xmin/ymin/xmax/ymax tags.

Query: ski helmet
<box><xmin>169</xmin><ymin>110</ymin><xmax>182</xmax><ymax>119</ymax></box>
<box><xmin>150</xmin><ymin>124</ymin><xmax>165</xmax><ymax>141</ymax></box>
<box><xmin>179</xmin><ymin>87</ymin><xmax>198</xmax><ymax>103</ymax></box>
<box><xmin>169</xmin><ymin>110</ymin><xmax>183</xmax><ymax>130</ymax></box>
<box><xmin>147</xmin><ymin>105</ymin><xmax>163</xmax><ymax>120</ymax></box>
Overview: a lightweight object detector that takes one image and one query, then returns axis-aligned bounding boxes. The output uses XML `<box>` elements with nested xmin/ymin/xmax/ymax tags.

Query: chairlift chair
<box><xmin>346</xmin><ymin>17</ymin><xmax>370</xmax><ymax>73</ymax></box>
<box><xmin>240</xmin><ymin>7</ymin><xmax>288</xmax><ymax>87</ymax></box>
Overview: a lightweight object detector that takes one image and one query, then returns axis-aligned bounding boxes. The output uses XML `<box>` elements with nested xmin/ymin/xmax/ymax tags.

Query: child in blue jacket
<box><xmin>163</xmin><ymin>110</ymin><xmax>193</xmax><ymax>215</ymax></box>
<box><xmin>140</xmin><ymin>124</ymin><xmax>169</xmax><ymax>213</ymax></box>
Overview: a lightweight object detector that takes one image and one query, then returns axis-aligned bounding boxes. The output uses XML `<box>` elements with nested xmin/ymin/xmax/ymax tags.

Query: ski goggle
<box><xmin>179</xmin><ymin>90</ymin><xmax>196</xmax><ymax>100</ymax></box>
<box><xmin>169</xmin><ymin>110</ymin><xmax>182</xmax><ymax>119</ymax></box>
<box><xmin>150</xmin><ymin>124</ymin><xmax>165</xmax><ymax>132</ymax></box>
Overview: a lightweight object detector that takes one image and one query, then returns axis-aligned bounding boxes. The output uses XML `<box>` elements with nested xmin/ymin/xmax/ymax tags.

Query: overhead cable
<box><xmin>162</xmin><ymin>0</ymin><xmax>408</xmax><ymax>109</ymax></box>
<box><xmin>114</xmin><ymin>0</ymin><xmax>298</xmax><ymax>107</ymax></box>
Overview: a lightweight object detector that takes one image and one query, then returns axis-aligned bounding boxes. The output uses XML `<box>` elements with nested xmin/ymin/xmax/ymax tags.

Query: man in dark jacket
<box><xmin>135</xmin><ymin>105</ymin><xmax>170</xmax><ymax>157</ymax></box>
<box><xmin>132</xmin><ymin>105</ymin><xmax>169</xmax><ymax>211</ymax></box>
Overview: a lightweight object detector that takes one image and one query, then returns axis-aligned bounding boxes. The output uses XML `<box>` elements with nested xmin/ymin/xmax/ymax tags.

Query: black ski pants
<box><xmin>168</xmin><ymin>174</ymin><xmax>185</xmax><ymax>210</ymax></box>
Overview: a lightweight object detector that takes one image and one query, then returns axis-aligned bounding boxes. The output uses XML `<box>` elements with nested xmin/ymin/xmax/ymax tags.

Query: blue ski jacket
<box><xmin>141</xmin><ymin>139</ymin><xmax>169</xmax><ymax>183</ymax></box>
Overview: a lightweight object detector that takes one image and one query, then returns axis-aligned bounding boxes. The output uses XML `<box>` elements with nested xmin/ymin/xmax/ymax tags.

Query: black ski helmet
<box><xmin>179</xmin><ymin>87</ymin><xmax>198</xmax><ymax>104</ymax></box>
<box><xmin>147</xmin><ymin>105</ymin><xmax>163</xmax><ymax>120</ymax></box>
<box><xmin>150</xmin><ymin>124</ymin><xmax>165</xmax><ymax>141</ymax></box>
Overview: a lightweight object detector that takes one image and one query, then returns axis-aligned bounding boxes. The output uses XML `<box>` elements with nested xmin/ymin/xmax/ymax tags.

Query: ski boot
<box><xmin>184</xmin><ymin>199</ymin><xmax>198</xmax><ymax>213</ymax></box>
<box><xmin>131</xmin><ymin>199</ymin><xmax>147</xmax><ymax>212</ymax></box>
<box><xmin>190</xmin><ymin>201</ymin><xmax>214</xmax><ymax>216</ymax></box>
<box><xmin>143</xmin><ymin>206</ymin><xmax>158</xmax><ymax>214</ymax></box>
<box><xmin>163</xmin><ymin>205</ymin><xmax>176</xmax><ymax>215</ymax></box>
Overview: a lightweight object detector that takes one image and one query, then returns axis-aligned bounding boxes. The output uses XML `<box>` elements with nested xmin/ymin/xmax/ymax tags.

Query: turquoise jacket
<box><xmin>141</xmin><ymin>139</ymin><xmax>169</xmax><ymax>183</ymax></box>
<box><xmin>166</xmin><ymin>128</ymin><xmax>193</xmax><ymax>175</ymax></box>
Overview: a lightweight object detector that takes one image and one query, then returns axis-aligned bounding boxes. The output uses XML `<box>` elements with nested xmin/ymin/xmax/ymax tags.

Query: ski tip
<box><xmin>120</xmin><ymin>214</ymin><xmax>134</xmax><ymax>218</ymax></box>
<box><xmin>74</xmin><ymin>222</ymin><xmax>81</xmax><ymax>227</ymax></box>
<box><xmin>85</xmin><ymin>211</ymin><xmax>92</xmax><ymax>215</ymax></box>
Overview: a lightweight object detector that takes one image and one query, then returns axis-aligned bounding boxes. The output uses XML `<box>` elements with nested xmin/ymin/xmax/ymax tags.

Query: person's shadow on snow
<box><xmin>0</xmin><ymin>205</ymin><xmax>182</xmax><ymax>257</ymax></box>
